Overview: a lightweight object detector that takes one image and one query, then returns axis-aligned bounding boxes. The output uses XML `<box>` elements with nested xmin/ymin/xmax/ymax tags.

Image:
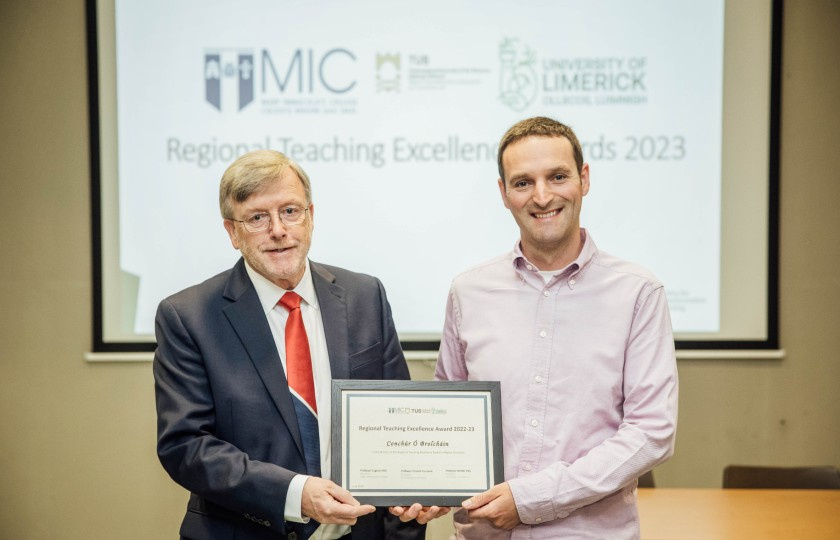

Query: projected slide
<box><xmin>111</xmin><ymin>0</ymin><xmax>724</xmax><ymax>338</ymax></box>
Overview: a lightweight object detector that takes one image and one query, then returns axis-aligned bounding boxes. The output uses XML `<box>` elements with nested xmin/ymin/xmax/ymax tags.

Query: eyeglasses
<box><xmin>231</xmin><ymin>207</ymin><xmax>309</xmax><ymax>233</ymax></box>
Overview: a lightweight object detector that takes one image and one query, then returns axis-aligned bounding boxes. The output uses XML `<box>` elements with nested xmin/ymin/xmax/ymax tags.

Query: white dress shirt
<box><xmin>245</xmin><ymin>259</ymin><xmax>349</xmax><ymax>540</ymax></box>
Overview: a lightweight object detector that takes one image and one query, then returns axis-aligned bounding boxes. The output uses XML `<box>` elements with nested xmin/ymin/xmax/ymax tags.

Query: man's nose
<box><xmin>533</xmin><ymin>179</ymin><xmax>552</xmax><ymax>206</ymax></box>
<box><xmin>267</xmin><ymin>212</ymin><xmax>288</xmax><ymax>237</ymax></box>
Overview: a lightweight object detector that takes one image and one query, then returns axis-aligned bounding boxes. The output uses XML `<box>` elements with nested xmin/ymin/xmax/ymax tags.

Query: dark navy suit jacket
<box><xmin>154</xmin><ymin>258</ymin><xmax>423</xmax><ymax>539</ymax></box>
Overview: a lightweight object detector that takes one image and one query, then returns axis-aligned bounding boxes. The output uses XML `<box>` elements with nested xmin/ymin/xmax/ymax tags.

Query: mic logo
<box><xmin>204</xmin><ymin>50</ymin><xmax>254</xmax><ymax>112</ymax></box>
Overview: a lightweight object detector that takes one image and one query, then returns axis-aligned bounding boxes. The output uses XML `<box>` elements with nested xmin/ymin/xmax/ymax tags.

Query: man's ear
<box><xmin>497</xmin><ymin>178</ymin><xmax>511</xmax><ymax>209</ymax></box>
<box><xmin>223</xmin><ymin>219</ymin><xmax>241</xmax><ymax>250</ymax></box>
<box><xmin>580</xmin><ymin>163</ymin><xmax>591</xmax><ymax>197</ymax></box>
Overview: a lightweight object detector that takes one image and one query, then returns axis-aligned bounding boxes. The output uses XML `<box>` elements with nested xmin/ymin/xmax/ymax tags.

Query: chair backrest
<box><xmin>722</xmin><ymin>465</ymin><xmax>840</xmax><ymax>489</ymax></box>
<box><xmin>638</xmin><ymin>470</ymin><xmax>656</xmax><ymax>488</ymax></box>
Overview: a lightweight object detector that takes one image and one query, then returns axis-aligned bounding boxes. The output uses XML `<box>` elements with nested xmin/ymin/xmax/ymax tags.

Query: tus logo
<box><xmin>204</xmin><ymin>49</ymin><xmax>254</xmax><ymax>112</ymax></box>
<box><xmin>376</xmin><ymin>53</ymin><xmax>400</xmax><ymax>92</ymax></box>
<box><xmin>498</xmin><ymin>38</ymin><xmax>537</xmax><ymax>112</ymax></box>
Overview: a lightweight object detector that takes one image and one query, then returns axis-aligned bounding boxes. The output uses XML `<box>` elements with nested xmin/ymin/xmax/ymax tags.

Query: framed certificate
<box><xmin>331</xmin><ymin>380</ymin><xmax>504</xmax><ymax>506</ymax></box>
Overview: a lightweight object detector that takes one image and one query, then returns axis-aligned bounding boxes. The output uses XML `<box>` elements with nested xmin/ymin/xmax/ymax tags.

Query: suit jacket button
<box><xmin>288</xmin><ymin>532</ymin><xmax>298</xmax><ymax>540</ymax></box>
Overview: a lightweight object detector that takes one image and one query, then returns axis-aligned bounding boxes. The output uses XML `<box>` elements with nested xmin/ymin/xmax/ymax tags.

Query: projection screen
<box><xmin>88</xmin><ymin>0</ymin><xmax>780</xmax><ymax>352</ymax></box>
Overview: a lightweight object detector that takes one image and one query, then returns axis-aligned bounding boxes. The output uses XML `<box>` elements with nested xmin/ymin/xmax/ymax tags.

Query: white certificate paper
<box><xmin>331</xmin><ymin>381</ymin><xmax>503</xmax><ymax>505</ymax></box>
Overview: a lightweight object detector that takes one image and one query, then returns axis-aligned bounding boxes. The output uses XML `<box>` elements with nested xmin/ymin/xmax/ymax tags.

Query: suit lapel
<box><xmin>311</xmin><ymin>261</ymin><xmax>350</xmax><ymax>380</ymax></box>
<box><xmin>221</xmin><ymin>259</ymin><xmax>305</xmax><ymax>459</ymax></box>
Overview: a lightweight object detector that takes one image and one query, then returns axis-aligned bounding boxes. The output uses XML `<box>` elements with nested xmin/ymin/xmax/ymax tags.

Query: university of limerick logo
<box><xmin>204</xmin><ymin>49</ymin><xmax>254</xmax><ymax>112</ymax></box>
<box><xmin>498</xmin><ymin>38</ymin><xmax>537</xmax><ymax>111</ymax></box>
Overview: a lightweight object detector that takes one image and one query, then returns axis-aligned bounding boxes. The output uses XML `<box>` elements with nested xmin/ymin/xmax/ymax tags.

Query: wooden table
<box><xmin>638</xmin><ymin>488</ymin><xmax>840</xmax><ymax>539</ymax></box>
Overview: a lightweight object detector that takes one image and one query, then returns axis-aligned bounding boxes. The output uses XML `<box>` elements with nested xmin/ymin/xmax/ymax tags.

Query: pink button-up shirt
<box><xmin>436</xmin><ymin>231</ymin><xmax>678</xmax><ymax>539</ymax></box>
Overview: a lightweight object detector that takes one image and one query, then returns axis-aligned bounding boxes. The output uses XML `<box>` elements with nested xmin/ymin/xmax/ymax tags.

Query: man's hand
<box><xmin>461</xmin><ymin>482</ymin><xmax>521</xmax><ymax>530</ymax></box>
<box><xmin>389</xmin><ymin>503</ymin><xmax>451</xmax><ymax>524</ymax></box>
<box><xmin>301</xmin><ymin>477</ymin><xmax>376</xmax><ymax>525</ymax></box>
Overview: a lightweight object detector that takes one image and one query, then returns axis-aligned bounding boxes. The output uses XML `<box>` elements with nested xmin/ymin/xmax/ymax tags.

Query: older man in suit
<box><xmin>154</xmin><ymin>150</ymin><xmax>441</xmax><ymax>539</ymax></box>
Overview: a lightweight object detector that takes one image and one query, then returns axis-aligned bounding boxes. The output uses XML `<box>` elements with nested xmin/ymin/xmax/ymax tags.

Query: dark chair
<box><xmin>722</xmin><ymin>465</ymin><xmax>840</xmax><ymax>489</ymax></box>
<box><xmin>638</xmin><ymin>470</ymin><xmax>655</xmax><ymax>488</ymax></box>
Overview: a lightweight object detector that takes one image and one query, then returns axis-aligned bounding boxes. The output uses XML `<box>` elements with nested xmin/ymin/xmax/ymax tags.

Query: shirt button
<box><xmin>543</xmin><ymin>290</ymin><xmax>550</xmax><ymax>297</ymax></box>
<box><xmin>534</xmin><ymin>375</ymin><xmax>542</xmax><ymax>383</ymax></box>
<box><xmin>530</xmin><ymin>419</ymin><xmax>538</xmax><ymax>427</ymax></box>
<box><xmin>524</xmin><ymin>464</ymin><xmax>532</xmax><ymax>471</ymax></box>
<box><xmin>539</xmin><ymin>330</ymin><xmax>547</xmax><ymax>338</ymax></box>
<box><xmin>526</xmin><ymin>264</ymin><xmax>533</xmax><ymax>270</ymax></box>
<box><xmin>569</xmin><ymin>278</ymin><xmax>577</xmax><ymax>285</ymax></box>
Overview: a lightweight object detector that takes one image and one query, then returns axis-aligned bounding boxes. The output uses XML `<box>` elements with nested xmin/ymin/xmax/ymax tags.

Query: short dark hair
<box><xmin>497</xmin><ymin>116</ymin><xmax>584</xmax><ymax>181</ymax></box>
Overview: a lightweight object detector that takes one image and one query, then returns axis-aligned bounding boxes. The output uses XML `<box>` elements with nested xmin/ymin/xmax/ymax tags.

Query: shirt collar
<box><xmin>512</xmin><ymin>228</ymin><xmax>597</xmax><ymax>278</ymax></box>
<box><xmin>243</xmin><ymin>259</ymin><xmax>320</xmax><ymax>314</ymax></box>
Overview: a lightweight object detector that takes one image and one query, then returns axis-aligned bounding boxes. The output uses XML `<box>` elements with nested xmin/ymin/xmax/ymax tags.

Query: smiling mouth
<box><xmin>533</xmin><ymin>209</ymin><xmax>560</xmax><ymax>219</ymax></box>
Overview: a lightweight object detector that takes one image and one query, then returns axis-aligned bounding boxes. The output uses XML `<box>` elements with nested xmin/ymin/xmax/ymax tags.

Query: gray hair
<box><xmin>219</xmin><ymin>149</ymin><xmax>312</xmax><ymax>219</ymax></box>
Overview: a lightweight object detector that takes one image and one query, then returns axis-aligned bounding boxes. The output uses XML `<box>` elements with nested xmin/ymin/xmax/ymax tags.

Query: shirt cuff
<box><xmin>284</xmin><ymin>474</ymin><xmax>311</xmax><ymax>523</ymax></box>
<box><xmin>508</xmin><ymin>474</ymin><xmax>568</xmax><ymax>525</ymax></box>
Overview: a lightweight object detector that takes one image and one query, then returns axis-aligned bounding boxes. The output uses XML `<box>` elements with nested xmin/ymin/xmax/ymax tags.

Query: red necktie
<box><xmin>279</xmin><ymin>291</ymin><xmax>321</xmax><ymax>538</ymax></box>
<box><xmin>279</xmin><ymin>291</ymin><xmax>317</xmax><ymax>414</ymax></box>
